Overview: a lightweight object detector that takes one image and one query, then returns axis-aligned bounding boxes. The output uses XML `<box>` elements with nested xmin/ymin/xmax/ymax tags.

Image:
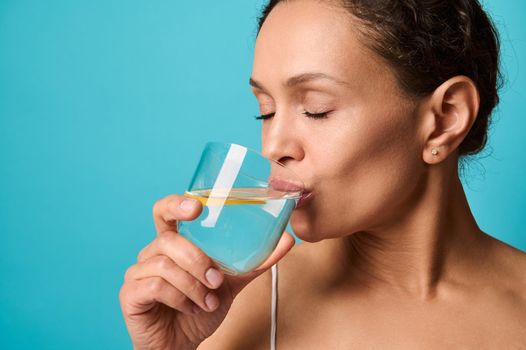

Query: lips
<box><xmin>268</xmin><ymin>177</ymin><xmax>304</xmax><ymax>193</ymax></box>
<box><xmin>267</xmin><ymin>176</ymin><xmax>313</xmax><ymax>208</ymax></box>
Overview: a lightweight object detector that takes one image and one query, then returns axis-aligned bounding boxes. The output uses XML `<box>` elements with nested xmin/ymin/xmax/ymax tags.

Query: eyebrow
<box><xmin>249</xmin><ymin>72</ymin><xmax>351</xmax><ymax>91</ymax></box>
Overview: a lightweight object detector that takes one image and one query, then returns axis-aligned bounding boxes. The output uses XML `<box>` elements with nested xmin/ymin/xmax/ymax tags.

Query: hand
<box><xmin>119</xmin><ymin>194</ymin><xmax>295</xmax><ymax>350</ymax></box>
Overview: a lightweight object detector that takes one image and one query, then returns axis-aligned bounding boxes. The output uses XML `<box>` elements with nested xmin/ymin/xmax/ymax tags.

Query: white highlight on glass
<box><xmin>201</xmin><ymin>144</ymin><xmax>247</xmax><ymax>228</ymax></box>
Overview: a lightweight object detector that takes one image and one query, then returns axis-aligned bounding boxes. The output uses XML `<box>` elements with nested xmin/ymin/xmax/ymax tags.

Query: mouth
<box><xmin>268</xmin><ymin>176</ymin><xmax>304</xmax><ymax>193</ymax></box>
<box><xmin>267</xmin><ymin>176</ymin><xmax>313</xmax><ymax>208</ymax></box>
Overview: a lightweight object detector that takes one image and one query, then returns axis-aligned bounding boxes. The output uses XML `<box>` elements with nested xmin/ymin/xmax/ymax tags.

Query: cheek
<box><xmin>292</xmin><ymin>106</ymin><xmax>423</xmax><ymax>240</ymax></box>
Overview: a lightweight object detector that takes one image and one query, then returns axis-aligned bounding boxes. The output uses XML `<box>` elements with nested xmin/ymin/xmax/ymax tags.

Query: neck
<box><xmin>315</xmin><ymin>161</ymin><xmax>489</xmax><ymax>300</ymax></box>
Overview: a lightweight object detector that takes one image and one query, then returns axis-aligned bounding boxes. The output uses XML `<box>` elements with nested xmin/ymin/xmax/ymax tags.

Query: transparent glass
<box><xmin>177</xmin><ymin>141</ymin><xmax>304</xmax><ymax>275</ymax></box>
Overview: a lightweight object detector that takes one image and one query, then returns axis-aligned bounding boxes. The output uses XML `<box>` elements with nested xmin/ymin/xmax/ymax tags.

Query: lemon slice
<box><xmin>184</xmin><ymin>191</ymin><xmax>266</xmax><ymax>206</ymax></box>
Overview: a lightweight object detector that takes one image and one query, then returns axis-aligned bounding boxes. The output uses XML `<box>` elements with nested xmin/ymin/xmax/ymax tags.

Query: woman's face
<box><xmin>251</xmin><ymin>0</ymin><xmax>427</xmax><ymax>242</ymax></box>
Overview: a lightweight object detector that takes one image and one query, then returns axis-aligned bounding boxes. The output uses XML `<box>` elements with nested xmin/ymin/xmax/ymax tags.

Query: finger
<box><xmin>125</xmin><ymin>255</ymin><xmax>219</xmax><ymax>312</ymax></box>
<box><xmin>152</xmin><ymin>194</ymin><xmax>203</xmax><ymax>234</ymax></box>
<box><xmin>120</xmin><ymin>276</ymin><xmax>196</xmax><ymax>316</ymax></box>
<box><xmin>137</xmin><ymin>231</ymin><xmax>225</xmax><ymax>291</ymax></box>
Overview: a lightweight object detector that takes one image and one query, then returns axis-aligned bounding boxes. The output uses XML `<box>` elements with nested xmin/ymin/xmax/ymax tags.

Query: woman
<box><xmin>119</xmin><ymin>0</ymin><xmax>526</xmax><ymax>348</ymax></box>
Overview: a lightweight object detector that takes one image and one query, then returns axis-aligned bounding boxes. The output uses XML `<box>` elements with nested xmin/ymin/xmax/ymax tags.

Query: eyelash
<box><xmin>254</xmin><ymin>111</ymin><xmax>330</xmax><ymax>120</ymax></box>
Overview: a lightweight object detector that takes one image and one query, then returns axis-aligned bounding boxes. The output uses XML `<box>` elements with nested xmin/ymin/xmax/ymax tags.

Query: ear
<box><xmin>420</xmin><ymin>76</ymin><xmax>480</xmax><ymax>164</ymax></box>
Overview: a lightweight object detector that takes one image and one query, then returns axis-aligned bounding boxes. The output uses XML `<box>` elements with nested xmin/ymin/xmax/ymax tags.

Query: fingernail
<box><xmin>205</xmin><ymin>267</ymin><xmax>223</xmax><ymax>288</ymax></box>
<box><xmin>180</xmin><ymin>198</ymin><xmax>198</xmax><ymax>212</ymax></box>
<box><xmin>205</xmin><ymin>292</ymin><xmax>219</xmax><ymax>311</ymax></box>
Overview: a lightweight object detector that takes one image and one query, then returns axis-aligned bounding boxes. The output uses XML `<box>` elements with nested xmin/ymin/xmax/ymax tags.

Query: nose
<box><xmin>260</xmin><ymin>111</ymin><xmax>305</xmax><ymax>166</ymax></box>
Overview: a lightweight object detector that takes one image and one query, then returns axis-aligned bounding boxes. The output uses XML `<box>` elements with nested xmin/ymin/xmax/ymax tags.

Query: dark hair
<box><xmin>256</xmin><ymin>0</ymin><xmax>502</xmax><ymax>159</ymax></box>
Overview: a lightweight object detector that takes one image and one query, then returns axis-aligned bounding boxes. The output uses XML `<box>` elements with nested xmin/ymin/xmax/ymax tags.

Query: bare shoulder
<box><xmin>198</xmin><ymin>235</ymin><xmax>311</xmax><ymax>350</ymax></box>
<box><xmin>484</xmin><ymin>233</ymin><xmax>526</xmax><ymax>304</ymax></box>
<box><xmin>488</xmin><ymin>234</ymin><xmax>526</xmax><ymax>285</ymax></box>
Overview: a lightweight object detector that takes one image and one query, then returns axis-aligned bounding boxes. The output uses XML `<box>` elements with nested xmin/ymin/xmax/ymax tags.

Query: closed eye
<box><xmin>303</xmin><ymin>111</ymin><xmax>329</xmax><ymax>119</ymax></box>
<box><xmin>254</xmin><ymin>112</ymin><xmax>275</xmax><ymax>120</ymax></box>
<box><xmin>254</xmin><ymin>111</ymin><xmax>330</xmax><ymax>120</ymax></box>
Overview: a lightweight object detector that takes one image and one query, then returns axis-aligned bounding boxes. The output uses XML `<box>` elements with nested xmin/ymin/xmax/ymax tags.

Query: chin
<box><xmin>290</xmin><ymin>211</ymin><xmax>360</xmax><ymax>242</ymax></box>
<box><xmin>289</xmin><ymin>212</ymin><xmax>324</xmax><ymax>243</ymax></box>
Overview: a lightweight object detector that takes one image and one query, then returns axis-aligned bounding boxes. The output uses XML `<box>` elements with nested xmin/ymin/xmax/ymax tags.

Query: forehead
<box><xmin>252</xmin><ymin>0</ymin><xmax>385</xmax><ymax>88</ymax></box>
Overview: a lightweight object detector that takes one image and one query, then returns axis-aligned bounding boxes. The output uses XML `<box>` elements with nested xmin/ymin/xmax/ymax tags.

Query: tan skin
<box><xmin>120</xmin><ymin>1</ymin><xmax>526</xmax><ymax>349</ymax></box>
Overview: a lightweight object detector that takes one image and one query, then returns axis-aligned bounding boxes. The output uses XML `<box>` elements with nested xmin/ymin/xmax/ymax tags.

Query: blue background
<box><xmin>0</xmin><ymin>1</ymin><xmax>524</xmax><ymax>348</ymax></box>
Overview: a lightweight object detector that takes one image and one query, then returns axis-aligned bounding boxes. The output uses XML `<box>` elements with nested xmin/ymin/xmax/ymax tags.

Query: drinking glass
<box><xmin>177</xmin><ymin>141</ymin><xmax>304</xmax><ymax>275</ymax></box>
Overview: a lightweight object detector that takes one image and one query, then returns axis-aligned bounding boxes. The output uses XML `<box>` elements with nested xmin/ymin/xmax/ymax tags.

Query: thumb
<box><xmin>228</xmin><ymin>231</ymin><xmax>296</xmax><ymax>295</ymax></box>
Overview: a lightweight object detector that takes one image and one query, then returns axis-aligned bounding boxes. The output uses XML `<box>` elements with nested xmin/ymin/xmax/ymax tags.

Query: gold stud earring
<box><xmin>431</xmin><ymin>148</ymin><xmax>439</xmax><ymax>156</ymax></box>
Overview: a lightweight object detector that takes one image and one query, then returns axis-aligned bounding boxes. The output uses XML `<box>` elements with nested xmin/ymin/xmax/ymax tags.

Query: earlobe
<box><xmin>422</xmin><ymin>76</ymin><xmax>480</xmax><ymax>164</ymax></box>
